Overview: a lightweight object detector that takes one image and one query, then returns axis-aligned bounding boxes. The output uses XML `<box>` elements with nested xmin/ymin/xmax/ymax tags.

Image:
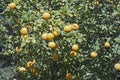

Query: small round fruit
<box><xmin>9</xmin><ymin>3</ymin><xmax>16</xmax><ymax>9</ymax></box>
<box><xmin>26</xmin><ymin>61</ymin><xmax>34</xmax><ymax>68</ymax></box>
<box><xmin>15</xmin><ymin>47</ymin><xmax>22</xmax><ymax>53</ymax></box>
<box><xmin>70</xmin><ymin>51</ymin><xmax>77</xmax><ymax>58</ymax></box>
<box><xmin>52</xmin><ymin>54</ymin><xmax>58</xmax><ymax>61</ymax></box>
<box><xmin>65</xmin><ymin>73</ymin><xmax>72</xmax><ymax>80</ymax></box>
<box><xmin>19</xmin><ymin>67</ymin><xmax>26</xmax><ymax>73</ymax></box>
<box><xmin>72</xmin><ymin>44</ymin><xmax>79</xmax><ymax>51</ymax></box>
<box><xmin>42</xmin><ymin>12</ymin><xmax>50</xmax><ymax>20</ymax></box>
<box><xmin>90</xmin><ymin>52</ymin><xmax>98</xmax><ymax>58</ymax></box>
<box><xmin>48</xmin><ymin>42</ymin><xmax>56</xmax><ymax>48</ymax></box>
<box><xmin>53</xmin><ymin>30</ymin><xmax>60</xmax><ymax>37</ymax></box>
<box><xmin>114</xmin><ymin>63</ymin><xmax>120</xmax><ymax>71</ymax></box>
<box><xmin>47</xmin><ymin>33</ymin><xmax>54</xmax><ymax>40</ymax></box>
<box><xmin>104</xmin><ymin>42</ymin><xmax>110</xmax><ymax>48</ymax></box>
<box><xmin>21</xmin><ymin>35</ymin><xmax>27</xmax><ymax>40</ymax></box>
<box><xmin>72</xmin><ymin>24</ymin><xmax>79</xmax><ymax>30</ymax></box>
<box><xmin>64</xmin><ymin>25</ymin><xmax>72</xmax><ymax>32</ymax></box>
<box><xmin>20</xmin><ymin>27</ymin><xmax>28</xmax><ymax>35</ymax></box>
<box><xmin>94</xmin><ymin>1</ymin><xmax>99</xmax><ymax>5</ymax></box>
<box><xmin>41</xmin><ymin>33</ymin><xmax>48</xmax><ymax>40</ymax></box>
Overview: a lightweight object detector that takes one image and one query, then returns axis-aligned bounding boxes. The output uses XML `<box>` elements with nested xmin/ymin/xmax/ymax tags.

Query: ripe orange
<box><xmin>48</xmin><ymin>42</ymin><xmax>56</xmax><ymax>48</ymax></box>
<box><xmin>15</xmin><ymin>47</ymin><xmax>22</xmax><ymax>53</ymax></box>
<box><xmin>19</xmin><ymin>67</ymin><xmax>26</xmax><ymax>73</ymax></box>
<box><xmin>64</xmin><ymin>25</ymin><xmax>72</xmax><ymax>32</ymax></box>
<box><xmin>47</xmin><ymin>33</ymin><xmax>54</xmax><ymax>40</ymax></box>
<box><xmin>71</xmin><ymin>24</ymin><xmax>79</xmax><ymax>30</ymax></box>
<box><xmin>72</xmin><ymin>44</ymin><xmax>79</xmax><ymax>51</ymax></box>
<box><xmin>9</xmin><ymin>3</ymin><xmax>16</xmax><ymax>9</ymax></box>
<box><xmin>104</xmin><ymin>42</ymin><xmax>110</xmax><ymax>48</ymax></box>
<box><xmin>52</xmin><ymin>30</ymin><xmax>60</xmax><ymax>37</ymax></box>
<box><xmin>21</xmin><ymin>35</ymin><xmax>27</xmax><ymax>40</ymax></box>
<box><xmin>94</xmin><ymin>1</ymin><xmax>99</xmax><ymax>5</ymax></box>
<box><xmin>26</xmin><ymin>61</ymin><xmax>34</xmax><ymax>68</ymax></box>
<box><xmin>52</xmin><ymin>54</ymin><xmax>59</xmax><ymax>61</ymax></box>
<box><xmin>20</xmin><ymin>27</ymin><xmax>28</xmax><ymax>35</ymax></box>
<box><xmin>42</xmin><ymin>12</ymin><xmax>50</xmax><ymax>20</ymax></box>
<box><xmin>70</xmin><ymin>51</ymin><xmax>77</xmax><ymax>58</ymax></box>
<box><xmin>65</xmin><ymin>73</ymin><xmax>72</xmax><ymax>80</ymax></box>
<box><xmin>90</xmin><ymin>52</ymin><xmax>98</xmax><ymax>58</ymax></box>
<box><xmin>114</xmin><ymin>63</ymin><xmax>120</xmax><ymax>71</ymax></box>
<box><xmin>41</xmin><ymin>33</ymin><xmax>48</xmax><ymax>40</ymax></box>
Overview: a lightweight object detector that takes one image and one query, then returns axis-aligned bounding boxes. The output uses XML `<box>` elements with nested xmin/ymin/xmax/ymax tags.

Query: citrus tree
<box><xmin>0</xmin><ymin>0</ymin><xmax>120</xmax><ymax>80</ymax></box>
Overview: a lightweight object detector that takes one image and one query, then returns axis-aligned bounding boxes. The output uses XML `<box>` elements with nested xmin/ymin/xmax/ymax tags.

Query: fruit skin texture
<box><xmin>47</xmin><ymin>33</ymin><xmax>54</xmax><ymax>40</ymax></box>
<box><xmin>19</xmin><ymin>67</ymin><xmax>26</xmax><ymax>73</ymax></box>
<box><xmin>26</xmin><ymin>61</ymin><xmax>34</xmax><ymax>68</ymax></box>
<box><xmin>52</xmin><ymin>30</ymin><xmax>60</xmax><ymax>37</ymax></box>
<box><xmin>72</xmin><ymin>44</ymin><xmax>79</xmax><ymax>51</ymax></box>
<box><xmin>41</xmin><ymin>33</ymin><xmax>48</xmax><ymax>40</ymax></box>
<box><xmin>42</xmin><ymin>12</ymin><xmax>50</xmax><ymax>20</ymax></box>
<box><xmin>70</xmin><ymin>51</ymin><xmax>77</xmax><ymax>58</ymax></box>
<box><xmin>20</xmin><ymin>27</ymin><xmax>28</xmax><ymax>35</ymax></box>
<box><xmin>52</xmin><ymin>54</ymin><xmax>58</xmax><ymax>61</ymax></box>
<box><xmin>104</xmin><ymin>42</ymin><xmax>110</xmax><ymax>48</ymax></box>
<box><xmin>64</xmin><ymin>25</ymin><xmax>72</xmax><ymax>32</ymax></box>
<box><xmin>114</xmin><ymin>63</ymin><xmax>120</xmax><ymax>71</ymax></box>
<box><xmin>72</xmin><ymin>24</ymin><xmax>79</xmax><ymax>30</ymax></box>
<box><xmin>90</xmin><ymin>52</ymin><xmax>98</xmax><ymax>58</ymax></box>
<box><xmin>48</xmin><ymin>42</ymin><xmax>56</xmax><ymax>48</ymax></box>
<box><xmin>65</xmin><ymin>73</ymin><xmax>72</xmax><ymax>80</ymax></box>
<box><xmin>9</xmin><ymin>3</ymin><xmax>16</xmax><ymax>9</ymax></box>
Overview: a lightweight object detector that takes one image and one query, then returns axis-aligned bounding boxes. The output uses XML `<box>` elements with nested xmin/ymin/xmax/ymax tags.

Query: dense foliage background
<box><xmin>0</xmin><ymin>0</ymin><xmax>120</xmax><ymax>80</ymax></box>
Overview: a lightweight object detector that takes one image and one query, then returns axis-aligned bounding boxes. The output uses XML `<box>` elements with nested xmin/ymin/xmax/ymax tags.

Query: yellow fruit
<box><xmin>15</xmin><ymin>47</ymin><xmax>22</xmax><ymax>53</ymax></box>
<box><xmin>32</xmin><ymin>59</ymin><xmax>36</xmax><ymax>64</ymax></box>
<box><xmin>42</xmin><ymin>12</ymin><xmax>50</xmax><ymax>20</ymax></box>
<box><xmin>64</xmin><ymin>25</ymin><xmax>72</xmax><ymax>32</ymax></box>
<box><xmin>52</xmin><ymin>30</ymin><xmax>60</xmax><ymax>37</ymax></box>
<box><xmin>104</xmin><ymin>42</ymin><xmax>110</xmax><ymax>48</ymax></box>
<box><xmin>72</xmin><ymin>44</ymin><xmax>79</xmax><ymax>51</ymax></box>
<box><xmin>21</xmin><ymin>35</ymin><xmax>27</xmax><ymax>40</ymax></box>
<box><xmin>26</xmin><ymin>61</ymin><xmax>34</xmax><ymax>68</ymax></box>
<box><xmin>9</xmin><ymin>3</ymin><xmax>16</xmax><ymax>9</ymax></box>
<box><xmin>114</xmin><ymin>63</ymin><xmax>120</xmax><ymax>71</ymax></box>
<box><xmin>72</xmin><ymin>24</ymin><xmax>79</xmax><ymax>30</ymax></box>
<box><xmin>30</xmin><ymin>67</ymin><xmax>36</xmax><ymax>73</ymax></box>
<box><xmin>47</xmin><ymin>33</ymin><xmax>54</xmax><ymax>40</ymax></box>
<box><xmin>19</xmin><ymin>67</ymin><xmax>26</xmax><ymax>73</ymax></box>
<box><xmin>52</xmin><ymin>54</ymin><xmax>58</xmax><ymax>61</ymax></box>
<box><xmin>41</xmin><ymin>33</ymin><xmax>48</xmax><ymax>40</ymax></box>
<box><xmin>65</xmin><ymin>73</ymin><xmax>72</xmax><ymax>80</ymax></box>
<box><xmin>94</xmin><ymin>1</ymin><xmax>99</xmax><ymax>5</ymax></box>
<box><xmin>90</xmin><ymin>52</ymin><xmax>98</xmax><ymax>58</ymax></box>
<box><xmin>48</xmin><ymin>42</ymin><xmax>56</xmax><ymax>48</ymax></box>
<box><xmin>70</xmin><ymin>51</ymin><xmax>77</xmax><ymax>58</ymax></box>
<box><xmin>20</xmin><ymin>27</ymin><xmax>28</xmax><ymax>35</ymax></box>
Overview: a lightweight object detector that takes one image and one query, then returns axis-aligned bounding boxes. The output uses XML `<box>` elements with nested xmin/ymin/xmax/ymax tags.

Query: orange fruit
<box><xmin>65</xmin><ymin>73</ymin><xmax>72</xmax><ymax>80</ymax></box>
<box><xmin>52</xmin><ymin>54</ymin><xmax>58</xmax><ymax>61</ymax></box>
<box><xmin>64</xmin><ymin>25</ymin><xmax>72</xmax><ymax>32</ymax></box>
<box><xmin>48</xmin><ymin>42</ymin><xmax>56</xmax><ymax>48</ymax></box>
<box><xmin>20</xmin><ymin>27</ymin><xmax>28</xmax><ymax>35</ymax></box>
<box><xmin>70</xmin><ymin>51</ymin><xmax>77</xmax><ymax>58</ymax></box>
<box><xmin>90</xmin><ymin>52</ymin><xmax>98</xmax><ymax>58</ymax></box>
<box><xmin>9</xmin><ymin>3</ymin><xmax>16</xmax><ymax>9</ymax></box>
<box><xmin>15</xmin><ymin>47</ymin><xmax>22</xmax><ymax>53</ymax></box>
<box><xmin>47</xmin><ymin>33</ymin><xmax>54</xmax><ymax>40</ymax></box>
<box><xmin>71</xmin><ymin>24</ymin><xmax>79</xmax><ymax>30</ymax></box>
<box><xmin>72</xmin><ymin>44</ymin><xmax>79</xmax><ymax>51</ymax></box>
<box><xmin>114</xmin><ymin>63</ymin><xmax>120</xmax><ymax>71</ymax></box>
<box><xmin>20</xmin><ymin>35</ymin><xmax>27</xmax><ymax>40</ymax></box>
<box><xmin>42</xmin><ymin>12</ymin><xmax>50</xmax><ymax>20</ymax></box>
<box><xmin>26</xmin><ymin>61</ymin><xmax>34</xmax><ymax>68</ymax></box>
<box><xmin>52</xmin><ymin>30</ymin><xmax>60</xmax><ymax>37</ymax></box>
<box><xmin>104</xmin><ymin>42</ymin><xmax>110</xmax><ymax>48</ymax></box>
<box><xmin>41</xmin><ymin>33</ymin><xmax>48</xmax><ymax>40</ymax></box>
<box><xmin>19</xmin><ymin>67</ymin><xmax>26</xmax><ymax>73</ymax></box>
<box><xmin>94</xmin><ymin>0</ymin><xmax>99</xmax><ymax>5</ymax></box>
